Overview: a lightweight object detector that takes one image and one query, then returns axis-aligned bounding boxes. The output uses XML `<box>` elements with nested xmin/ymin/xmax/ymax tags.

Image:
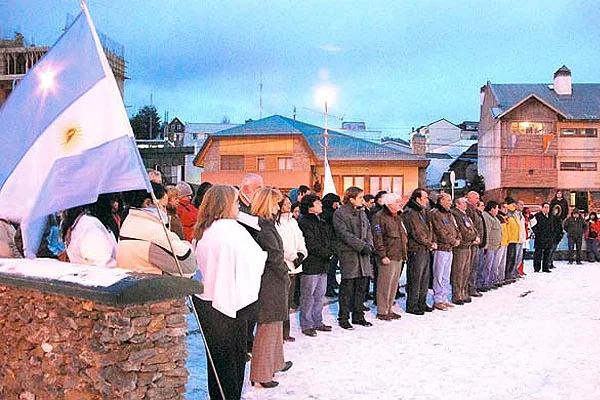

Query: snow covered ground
<box><xmin>185</xmin><ymin>260</ymin><xmax>600</xmax><ymax>400</ymax></box>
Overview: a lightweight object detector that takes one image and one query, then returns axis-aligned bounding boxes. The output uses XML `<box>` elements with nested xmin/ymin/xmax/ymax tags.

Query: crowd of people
<box><xmin>2</xmin><ymin>171</ymin><xmax>600</xmax><ymax>399</ymax></box>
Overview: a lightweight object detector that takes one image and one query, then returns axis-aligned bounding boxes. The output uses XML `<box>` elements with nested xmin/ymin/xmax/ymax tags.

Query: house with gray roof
<box><xmin>479</xmin><ymin>65</ymin><xmax>600</xmax><ymax>209</ymax></box>
<box><xmin>194</xmin><ymin>115</ymin><xmax>429</xmax><ymax>195</ymax></box>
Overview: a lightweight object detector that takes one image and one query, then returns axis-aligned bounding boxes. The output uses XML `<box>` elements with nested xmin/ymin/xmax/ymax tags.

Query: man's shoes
<box><xmin>339</xmin><ymin>320</ymin><xmax>354</xmax><ymax>330</ymax></box>
<box><xmin>362</xmin><ymin>304</ymin><xmax>370</xmax><ymax>311</ymax></box>
<box><xmin>283</xmin><ymin>336</ymin><xmax>296</xmax><ymax>342</ymax></box>
<box><xmin>434</xmin><ymin>303</ymin><xmax>448</xmax><ymax>311</ymax></box>
<box><xmin>453</xmin><ymin>299</ymin><xmax>465</xmax><ymax>305</ymax></box>
<box><xmin>389</xmin><ymin>311</ymin><xmax>402</xmax><ymax>319</ymax></box>
<box><xmin>443</xmin><ymin>302</ymin><xmax>455</xmax><ymax>308</ymax></box>
<box><xmin>302</xmin><ymin>328</ymin><xmax>317</xmax><ymax>337</ymax></box>
<box><xmin>352</xmin><ymin>319</ymin><xmax>373</xmax><ymax>327</ymax></box>
<box><xmin>315</xmin><ymin>324</ymin><xmax>332</xmax><ymax>332</ymax></box>
<box><xmin>376</xmin><ymin>313</ymin><xmax>393</xmax><ymax>321</ymax></box>
<box><xmin>422</xmin><ymin>305</ymin><xmax>434</xmax><ymax>312</ymax></box>
<box><xmin>576</xmin><ymin>261</ymin><xmax>583</xmax><ymax>265</ymax></box>
<box><xmin>280</xmin><ymin>361</ymin><xmax>293</xmax><ymax>372</ymax></box>
<box><xmin>542</xmin><ymin>269</ymin><xmax>552</xmax><ymax>273</ymax></box>
<box><xmin>568</xmin><ymin>261</ymin><xmax>573</xmax><ymax>265</ymax></box>
<box><xmin>470</xmin><ymin>291</ymin><xmax>483</xmax><ymax>297</ymax></box>
<box><xmin>406</xmin><ymin>309</ymin><xmax>425</xmax><ymax>315</ymax></box>
<box><xmin>463</xmin><ymin>297</ymin><xmax>472</xmax><ymax>303</ymax></box>
<box><xmin>251</xmin><ymin>380</ymin><xmax>279</xmax><ymax>388</ymax></box>
<box><xmin>478</xmin><ymin>287</ymin><xmax>489</xmax><ymax>292</ymax></box>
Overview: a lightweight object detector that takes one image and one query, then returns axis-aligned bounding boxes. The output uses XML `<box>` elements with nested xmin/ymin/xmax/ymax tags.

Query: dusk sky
<box><xmin>3</xmin><ymin>0</ymin><xmax>600</xmax><ymax>138</ymax></box>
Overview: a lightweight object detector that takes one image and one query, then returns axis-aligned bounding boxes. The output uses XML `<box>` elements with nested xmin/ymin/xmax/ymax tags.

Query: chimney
<box><xmin>553</xmin><ymin>65</ymin><xmax>572</xmax><ymax>96</ymax></box>
<box><xmin>411</xmin><ymin>132</ymin><xmax>426</xmax><ymax>156</ymax></box>
<box><xmin>480</xmin><ymin>85</ymin><xmax>486</xmax><ymax>106</ymax></box>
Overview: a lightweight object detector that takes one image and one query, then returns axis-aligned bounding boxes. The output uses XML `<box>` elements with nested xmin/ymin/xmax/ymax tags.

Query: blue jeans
<box><xmin>300</xmin><ymin>273</ymin><xmax>327</xmax><ymax>330</ymax></box>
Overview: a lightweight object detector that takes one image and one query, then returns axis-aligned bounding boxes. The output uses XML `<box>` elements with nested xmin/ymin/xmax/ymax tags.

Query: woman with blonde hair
<box><xmin>192</xmin><ymin>185</ymin><xmax>267</xmax><ymax>400</ymax></box>
<box><xmin>249</xmin><ymin>187</ymin><xmax>293</xmax><ymax>388</ymax></box>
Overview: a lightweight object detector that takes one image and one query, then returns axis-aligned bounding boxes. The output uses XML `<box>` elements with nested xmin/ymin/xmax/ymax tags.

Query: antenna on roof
<box><xmin>259</xmin><ymin>72</ymin><xmax>263</xmax><ymax>119</ymax></box>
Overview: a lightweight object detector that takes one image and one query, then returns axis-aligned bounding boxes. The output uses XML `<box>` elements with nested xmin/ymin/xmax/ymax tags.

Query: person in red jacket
<box><xmin>175</xmin><ymin>181</ymin><xmax>198</xmax><ymax>241</ymax></box>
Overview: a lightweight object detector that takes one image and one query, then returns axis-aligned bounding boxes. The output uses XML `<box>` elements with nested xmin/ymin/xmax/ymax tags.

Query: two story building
<box><xmin>479</xmin><ymin>66</ymin><xmax>600</xmax><ymax>210</ymax></box>
<box><xmin>194</xmin><ymin>115</ymin><xmax>429</xmax><ymax>195</ymax></box>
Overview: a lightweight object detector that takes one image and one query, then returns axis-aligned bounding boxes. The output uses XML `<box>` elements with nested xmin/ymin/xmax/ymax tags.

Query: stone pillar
<box><xmin>0</xmin><ymin>260</ymin><xmax>202</xmax><ymax>400</ymax></box>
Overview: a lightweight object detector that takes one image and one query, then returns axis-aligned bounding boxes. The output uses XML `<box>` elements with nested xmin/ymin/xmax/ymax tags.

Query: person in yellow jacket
<box><xmin>505</xmin><ymin>198</ymin><xmax>522</xmax><ymax>282</ymax></box>
<box><xmin>494</xmin><ymin>202</ymin><xmax>510</xmax><ymax>287</ymax></box>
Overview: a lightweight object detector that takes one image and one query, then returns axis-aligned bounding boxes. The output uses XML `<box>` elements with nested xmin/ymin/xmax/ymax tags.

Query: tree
<box><xmin>130</xmin><ymin>105</ymin><xmax>161</xmax><ymax>139</ymax></box>
<box><xmin>468</xmin><ymin>174</ymin><xmax>486</xmax><ymax>196</ymax></box>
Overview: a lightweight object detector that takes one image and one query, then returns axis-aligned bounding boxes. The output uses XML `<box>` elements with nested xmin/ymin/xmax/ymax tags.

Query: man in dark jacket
<box><xmin>450</xmin><ymin>197</ymin><xmax>479</xmax><ymax>305</ymax></box>
<box><xmin>322</xmin><ymin>193</ymin><xmax>341</xmax><ymax>297</ymax></box>
<box><xmin>532</xmin><ymin>202</ymin><xmax>553</xmax><ymax>272</ymax></box>
<box><xmin>429</xmin><ymin>193</ymin><xmax>460</xmax><ymax>311</ymax></box>
<box><xmin>333</xmin><ymin>186</ymin><xmax>374</xmax><ymax>330</ymax></box>
<box><xmin>297</xmin><ymin>194</ymin><xmax>336</xmax><ymax>336</ymax></box>
<box><xmin>403</xmin><ymin>188</ymin><xmax>437</xmax><ymax>315</ymax></box>
<box><xmin>563</xmin><ymin>209</ymin><xmax>586</xmax><ymax>264</ymax></box>
<box><xmin>371</xmin><ymin>193</ymin><xmax>408</xmax><ymax>321</ymax></box>
<box><xmin>466</xmin><ymin>191</ymin><xmax>485</xmax><ymax>299</ymax></box>
<box><xmin>550</xmin><ymin>190</ymin><xmax>569</xmax><ymax>221</ymax></box>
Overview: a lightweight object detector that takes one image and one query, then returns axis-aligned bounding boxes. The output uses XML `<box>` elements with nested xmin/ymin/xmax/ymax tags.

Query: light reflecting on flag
<box><xmin>0</xmin><ymin>4</ymin><xmax>150</xmax><ymax>257</ymax></box>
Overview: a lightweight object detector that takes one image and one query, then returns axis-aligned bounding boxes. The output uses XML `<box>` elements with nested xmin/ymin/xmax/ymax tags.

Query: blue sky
<box><xmin>3</xmin><ymin>0</ymin><xmax>600</xmax><ymax>138</ymax></box>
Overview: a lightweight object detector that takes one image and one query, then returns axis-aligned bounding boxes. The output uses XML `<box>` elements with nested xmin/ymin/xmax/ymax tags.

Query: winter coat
<box><xmin>371</xmin><ymin>207</ymin><xmax>408</xmax><ymax>262</ymax></box>
<box><xmin>586</xmin><ymin>220</ymin><xmax>600</xmax><ymax>240</ymax></box>
<box><xmin>531</xmin><ymin>212</ymin><xmax>554</xmax><ymax>249</ymax></box>
<box><xmin>275</xmin><ymin>213</ymin><xmax>307</xmax><ymax>274</ymax></box>
<box><xmin>466</xmin><ymin>204</ymin><xmax>486</xmax><ymax>248</ymax></box>
<box><xmin>550</xmin><ymin>197</ymin><xmax>569</xmax><ymax>220</ymax></box>
<box><xmin>429</xmin><ymin>206</ymin><xmax>460</xmax><ymax>252</ymax></box>
<box><xmin>176</xmin><ymin>199</ymin><xmax>199</xmax><ymax>241</ymax></box>
<box><xmin>298</xmin><ymin>213</ymin><xmax>335</xmax><ymax>275</ymax></box>
<box><xmin>451</xmin><ymin>208</ymin><xmax>477</xmax><ymax>248</ymax></box>
<box><xmin>506</xmin><ymin>210</ymin><xmax>521</xmax><ymax>244</ymax></box>
<box><xmin>333</xmin><ymin>204</ymin><xmax>374</xmax><ymax>279</ymax></box>
<box><xmin>551</xmin><ymin>215</ymin><xmax>564</xmax><ymax>244</ymax></box>
<box><xmin>117</xmin><ymin>208</ymin><xmax>197</xmax><ymax>276</ymax></box>
<box><xmin>498</xmin><ymin>213</ymin><xmax>509</xmax><ymax>247</ymax></box>
<box><xmin>482</xmin><ymin>212</ymin><xmax>502</xmax><ymax>250</ymax></box>
<box><xmin>167</xmin><ymin>206</ymin><xmax>185</xmax><ymax>240</ymax></box>
<box><xmin>403</xmin><ymin>200</ymin><xmax>435</xmax><ymax>253</ymax></box>
<box><xmin>563</xmin><ymin>217</ymin><xmax>586</xmax><ymax>239</ymax></box>
<box><xmin>252</xmin><ymin>217</ymin><xmax>290</xmax><ymax>324</ymax></box>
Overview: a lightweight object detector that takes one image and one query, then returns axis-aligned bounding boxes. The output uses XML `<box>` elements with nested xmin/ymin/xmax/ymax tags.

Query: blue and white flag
<box><xmin>0</xmin><ymin>2</ymin><xmax>151</xmax><ymax>257</ymax></box>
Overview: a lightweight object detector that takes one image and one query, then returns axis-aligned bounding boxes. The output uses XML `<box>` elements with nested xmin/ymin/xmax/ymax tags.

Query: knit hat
<box><xmin>175</xmin><ymin>181</ymin><xmax>193</xmax><ymax>198</ymax></box>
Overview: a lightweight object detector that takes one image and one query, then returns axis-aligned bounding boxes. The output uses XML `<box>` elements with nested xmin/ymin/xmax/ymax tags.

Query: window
<box><xmin>502</xmin><ymin>155</ymin><xmax>554</xmax><ymax>169</ymax></box>
<box><xmin>278</xmin><ymin>157</ymin><xmax>292</xmax><ymax>170</ymax></box>
<box><xmin>560</xmin><ymin>162</ymin><xmax>597</xmax><ymax>171</ymax></box>
<box><xmin>369</xmin><ymin>176</ymin><xmax>404</xmax><ymax>195</ymax></box>
<box><xmin>510</xmin><ymin>122</ymin><xmax>544</xmax><ymax>135</ymax></box>
<box><xmin>343</xmin><ymin>177</ymin><xmax>365</xmax><ymax>191</ymax></box>
<box><xmin>560</xmin><ymin>128</ymin><xmax>598</xmax><ymax>137</ymax></box>
<box><xmin>221</xmin><ymin>155</ymin><xmax>244</xmax><ymax>170</ymax></box>
<box><xmin>257</xmin><ymin>157</ymin><xmax>266</xmax><ymax>171</ymax></box>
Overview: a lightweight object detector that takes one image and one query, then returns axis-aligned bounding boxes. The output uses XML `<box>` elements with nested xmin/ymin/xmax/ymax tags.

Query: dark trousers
<box><xmin>567</xmin><ymin>236</ymin><xmax>583</xmax><ymax>263</ymax></box>
<box><xmin>192</xmin><ymin>297</ymin><xmax>247</xmax><ymax>400</ymax></box>
<box><xmin>283</xmin><ymin>274</ymin><xmax>297</xmax><ymax>339</ymax></box>
<box><xmin>366</xmin><ymin>254</ymin><xmax>378</xmax><ymax>301</ymax></box>
<box><xmin>506</xmin><ymin>243</ymin><xmax>517</xmax><ymax>279</ymax></box>
<box><xmin>406</xmin><ymin>251</ymin><xmax>431</xmax><ymax>313</ymax></box>
<box><xmin>338</xmin><ymin>276</ymin><xmax>368</xmax><ymax>322</ymax></box>
<box><xmin>326</xmin><ymin>256</ymin><xmax>339</xmax><ymax>292</ymax></box>
<box><xmin>533</xmin><ymin>247</ymin><xmax>551</xmax><ymax>272</ymax></box>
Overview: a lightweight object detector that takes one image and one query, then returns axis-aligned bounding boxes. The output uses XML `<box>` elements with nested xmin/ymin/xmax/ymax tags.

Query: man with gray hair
<box><xmin>450</xmin><ymin>197</ymin><xmax>479</xmax><ymax>305</ymax></box>
<box><xmin>371</xmin><ymin>192</ymin><xmax>408</xmax><ymax>320</ymax></box>
<box><xmin>239</xmin><ymin>173</ymin><xmax>264</xmax><ymax>214</ymax></box>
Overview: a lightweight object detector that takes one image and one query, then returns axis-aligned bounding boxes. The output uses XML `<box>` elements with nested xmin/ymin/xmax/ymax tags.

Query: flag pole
<box><xmin>151</xmin><ymin>192</ymin><xmax>226</xmax><ymax>400</ymax></box>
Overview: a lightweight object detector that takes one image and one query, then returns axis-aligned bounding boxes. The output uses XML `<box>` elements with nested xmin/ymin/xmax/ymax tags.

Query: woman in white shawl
<box><xmin>192</xmin><ymin>185</ymin><xmax>267</xmax><ymax>400</ymax></box>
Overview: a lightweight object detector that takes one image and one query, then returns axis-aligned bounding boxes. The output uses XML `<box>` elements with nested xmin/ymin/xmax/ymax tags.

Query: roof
<box><xmin>185</xmin><ymin>123</ymin><xmax>237</xmax><ymax>134</ymax></box>
<box><xmin>205</xmin><ymin>115</ymin><xmax>428</xmax><ymax>162</ymax></box>
<box><xmin>489</xmin><ymin>83</ymin><xmax>600</xmax><ymax>120</ymax></box>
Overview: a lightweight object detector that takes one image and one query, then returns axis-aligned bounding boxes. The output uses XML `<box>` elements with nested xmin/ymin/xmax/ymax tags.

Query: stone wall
<box><xmin>0</xmin><ymin>285</ymin><xmax>190</xmax><ymax>400</ymax></box>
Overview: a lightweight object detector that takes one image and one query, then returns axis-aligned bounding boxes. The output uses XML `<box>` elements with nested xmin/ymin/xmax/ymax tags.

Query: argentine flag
<box><xmin>0</xmin><ymin>3</ymin><xmax>151</xmax><ymax>257</ymax></box>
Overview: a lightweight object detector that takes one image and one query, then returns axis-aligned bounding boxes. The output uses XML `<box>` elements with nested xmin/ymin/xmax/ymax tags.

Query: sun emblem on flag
<box><xmin>62</xmin><ymin>126</ymin><xmax>82</xmax><ymax>148</ymax></box>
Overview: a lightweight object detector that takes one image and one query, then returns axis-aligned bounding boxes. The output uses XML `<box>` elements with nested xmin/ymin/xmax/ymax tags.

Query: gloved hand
<box><xmin>360</xmin><ymin>245</ymin><xmax>372</xmax><ymax>256</ymax></box>
<box><xmin>293</xmin><ymin>253</ymin><xmax>305</xmax><ymax>267</ymax></box>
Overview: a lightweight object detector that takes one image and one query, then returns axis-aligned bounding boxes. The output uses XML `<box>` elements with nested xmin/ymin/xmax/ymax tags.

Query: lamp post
<box><xmin>315</xmin><ymin>85</ymin><xmax>336</xmax><ymax>195</ymax></box>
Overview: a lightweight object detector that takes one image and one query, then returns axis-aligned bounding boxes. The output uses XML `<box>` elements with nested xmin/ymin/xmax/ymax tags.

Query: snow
<box><xmin>185</xmin><ymin>260</ymin><xmax>600</xmax><ymax>399</ymax></box>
